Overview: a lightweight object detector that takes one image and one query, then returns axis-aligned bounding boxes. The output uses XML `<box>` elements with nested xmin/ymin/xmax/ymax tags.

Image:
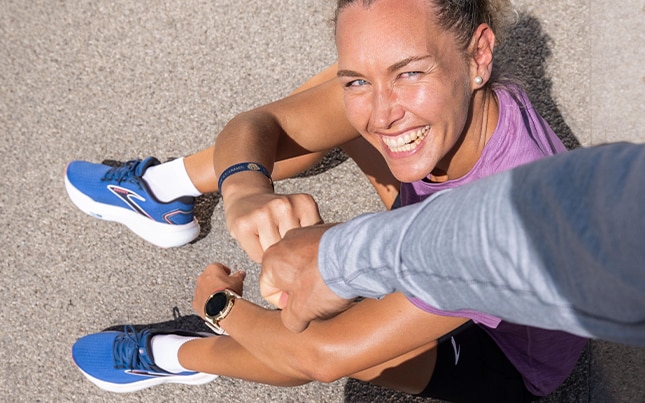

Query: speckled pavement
<box><xmin>1</xmin><ymin>1</ymin><xmax>643</xmax><ymax>401</ymax></box>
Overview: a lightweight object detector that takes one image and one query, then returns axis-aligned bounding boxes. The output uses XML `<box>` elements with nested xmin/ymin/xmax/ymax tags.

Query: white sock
<box><xmin>150</xmin><ymin>334</ymin><xmax>198</xmax><ymax>374</ymax></box>
<box><xmin>142</xmin><ymin>157</ymin><xmax>202</xmax><ymax>202</ymax></box>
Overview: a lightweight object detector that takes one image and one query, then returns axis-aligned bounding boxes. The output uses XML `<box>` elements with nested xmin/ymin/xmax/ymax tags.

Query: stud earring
<box><xmin>474</xmin><ymin>76</ymin><xmax>483</xmax><ymax>85</ymax></box>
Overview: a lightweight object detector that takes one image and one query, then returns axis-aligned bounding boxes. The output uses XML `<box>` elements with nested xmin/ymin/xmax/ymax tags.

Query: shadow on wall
<box><xmin>496</xmin><ymin>13</ymin><xmax>581</xmax><ymax>150</ymax></box>
<box><xmin>342</xmin><ymin>12</ymin><xmax>588</xmax><ymax>403</ymax></box>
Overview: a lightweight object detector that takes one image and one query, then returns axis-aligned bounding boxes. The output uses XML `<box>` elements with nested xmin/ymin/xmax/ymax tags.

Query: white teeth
<box><xmin>383</xmin><ymin>126</ymin><xmax>429</xmax><ymax>153</ymax></box>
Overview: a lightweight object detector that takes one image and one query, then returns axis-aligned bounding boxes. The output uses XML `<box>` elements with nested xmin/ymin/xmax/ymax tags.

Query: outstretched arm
<box><xmin>262</xmin><ymin>143</ymin><xmax>645</xmax><ymax>346</ymax></box>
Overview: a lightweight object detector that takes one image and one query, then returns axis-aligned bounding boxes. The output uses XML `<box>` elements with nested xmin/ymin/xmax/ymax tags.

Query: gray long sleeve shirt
<box><xmin>319</xmin><ymin>142</ymin><xmax>645</xmax><ymax>346</ymax></box>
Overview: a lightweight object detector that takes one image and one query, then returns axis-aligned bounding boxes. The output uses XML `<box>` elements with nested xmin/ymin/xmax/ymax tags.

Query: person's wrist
<box><xmin>219</xmin><ymin>171</ymin><xmax>275</xmax><ymax>201</ymax></box>
<box><xmin>203</xmin><ymin>288</ymin><xmax>242</xmax><ymax>335</ymax></box>
<box><xmin>217</xmin><ymin>296</ymin><xmax>248</xmax><ymax>333</ymax></box>
<box><xmin>217</xmin><ymin>162</ymin><xmax>273</xmax><ymax>194</ymax></box>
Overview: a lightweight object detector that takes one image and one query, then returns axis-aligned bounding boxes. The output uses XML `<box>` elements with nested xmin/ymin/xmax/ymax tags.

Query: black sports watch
<box><xmin>203</xmin><ymin>289</ymin><xmax>241</xmax><ymax>335</ymax></box>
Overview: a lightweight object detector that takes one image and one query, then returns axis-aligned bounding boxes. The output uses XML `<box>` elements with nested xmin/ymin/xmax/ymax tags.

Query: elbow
<box><xmin>308</xmin><ymin>368</ymin><xmax>344</xmax><ymax>384</ymax></box>
<box><xmin>291</xmin><ymin>343</ymin><xmax>349</xmax><ymax>384</ymax></box>
<box><xmin>300</xmin><ymin>364</ymin><xmax>345</xmax><ymax>384</ymax></box>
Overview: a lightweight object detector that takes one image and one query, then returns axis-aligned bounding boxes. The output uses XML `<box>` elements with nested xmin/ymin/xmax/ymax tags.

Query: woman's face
<box><xmin>336</xmin><ymin>0</ymin><xmax>474</xmax><ymax>183</ymax></box>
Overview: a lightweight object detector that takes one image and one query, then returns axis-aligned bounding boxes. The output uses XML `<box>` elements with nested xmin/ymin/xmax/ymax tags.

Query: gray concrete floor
<box><xmin>1</xmin><ymin>0</ymin><xmax>643</xmax><ymax>401</ymax></box>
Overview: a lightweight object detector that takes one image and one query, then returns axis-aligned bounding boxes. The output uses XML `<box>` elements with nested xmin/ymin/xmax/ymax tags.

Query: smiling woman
<box><xmin>336</xmin><ymin>0</ymin><xmax>496</xmax><ymax>183</ymax></box>
<box><xmin>68</xmin><ymin>0</ymin><xmax>586</xmax><ymax>401</ymax></box>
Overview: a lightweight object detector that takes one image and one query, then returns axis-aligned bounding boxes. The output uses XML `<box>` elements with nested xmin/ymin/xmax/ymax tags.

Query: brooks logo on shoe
<box><xmin>163</xmin><ymin>209</ymin><xmax>193</xmax><ymax>225</ymax></box>
<box><xmin>107</xmin><ymin>185</ymin><xmax>152</xmax><ymax>219</ymax></box>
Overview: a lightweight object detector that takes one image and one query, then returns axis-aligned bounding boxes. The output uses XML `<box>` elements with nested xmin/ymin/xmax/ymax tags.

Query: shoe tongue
<box><xmin>135</xmin><ymin>157</ymin><xmax>161</xmax><ymax>177</ymax></box>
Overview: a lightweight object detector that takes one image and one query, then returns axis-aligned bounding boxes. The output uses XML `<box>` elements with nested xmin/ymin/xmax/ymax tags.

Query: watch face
<box><xmin>205</xmin><ymin>292</ymin><xmax>228</xmax><ymax>317</ymax></box>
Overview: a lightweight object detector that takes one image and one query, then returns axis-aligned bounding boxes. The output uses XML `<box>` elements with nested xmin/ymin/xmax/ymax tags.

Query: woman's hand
<box><xmin>260</xmin><ymin>225</ymin><xmax>355</xmax><ymax>333</ymax></box>
<box><xmin>223</xmin><ymin>187</ymin><xmax>323</xmax><ymax>263</ymax></box>
<box><xmin>193</xmin><ymin>263</ymin><xmax>246</xmax><ymax>319</ymax></box>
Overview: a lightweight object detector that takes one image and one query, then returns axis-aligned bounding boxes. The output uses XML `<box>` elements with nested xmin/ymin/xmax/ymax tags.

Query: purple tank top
<box><xmin>403</xmin><ymin>85</ymin><xmax>587</xmax><ymax>396</ymax></box>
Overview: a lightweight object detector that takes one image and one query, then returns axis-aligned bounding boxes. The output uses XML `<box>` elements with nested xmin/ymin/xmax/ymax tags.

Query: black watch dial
<box><xmin>205</xmin><ymin>292</ymin><xmax>228</xmax><ymax>317</ymax></box>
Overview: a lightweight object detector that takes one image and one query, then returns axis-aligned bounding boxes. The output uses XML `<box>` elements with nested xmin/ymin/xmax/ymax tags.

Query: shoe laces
<box><xmin>112</xmin><ymin>325</ymin><xmax>156</xmax><ymax>371</ymax></box>
<box><xmin>102</xmin><ymin>160</ymin><xmax>143</xmax><ymax>186</ymax></box>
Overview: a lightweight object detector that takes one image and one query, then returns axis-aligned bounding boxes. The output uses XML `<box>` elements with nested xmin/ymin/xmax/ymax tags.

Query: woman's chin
<box><xmin>389</xmin><ymin>163</ymin><xmax>433</xmax><ymax>184</ymax></box>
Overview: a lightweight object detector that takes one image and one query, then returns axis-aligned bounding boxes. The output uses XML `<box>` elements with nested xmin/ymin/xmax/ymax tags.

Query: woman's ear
<box><xmin>469</xmin><ymin>23</ymin><xmax>496</xmax><ymax>88</ymax></box>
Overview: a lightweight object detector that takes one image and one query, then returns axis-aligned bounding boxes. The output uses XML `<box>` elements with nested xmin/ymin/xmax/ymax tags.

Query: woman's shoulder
<box><xmin>487</xmin><ymin>81</ymin><xmax>567</xmax><ymax>165</ymax></box>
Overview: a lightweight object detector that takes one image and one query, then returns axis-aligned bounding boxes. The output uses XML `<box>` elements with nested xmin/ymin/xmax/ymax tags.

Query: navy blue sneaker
<box><xmin>72</xmin><ymin>325</ymin><xmax>218</xmax><ymax>393</ymax></box>
<box><xmin>64</xmin><ymin>158</ymin><xmax>200</xmax><ymax>248</ymax></box>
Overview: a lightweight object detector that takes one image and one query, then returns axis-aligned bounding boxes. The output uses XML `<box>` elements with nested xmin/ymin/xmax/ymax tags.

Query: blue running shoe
<box><xmin>64</xmin><ymin>158</ymin><xmax>200</xmax><ymax>248</ymax></box>
<box><xmin>72</xmin><ymin>325</ymin><xmax>218</xmax><ymax>393</ymax></box>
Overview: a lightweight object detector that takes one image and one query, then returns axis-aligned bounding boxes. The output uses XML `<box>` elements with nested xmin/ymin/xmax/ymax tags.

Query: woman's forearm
<box><xmin>219</xmin><ymin>295</ymin><xmax>465</xmax><ymax>382</ymax></box>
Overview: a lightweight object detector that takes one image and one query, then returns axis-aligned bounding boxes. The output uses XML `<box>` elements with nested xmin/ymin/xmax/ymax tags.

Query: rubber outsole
<box><xmin>76</xmin><ymin>366</ymin><xmax>218</xmax><ymax>393</ymax></box>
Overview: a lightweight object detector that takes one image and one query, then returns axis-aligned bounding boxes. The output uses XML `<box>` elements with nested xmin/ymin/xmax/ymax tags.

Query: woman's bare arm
<box><xmin>220</xmin><ymin>293</ymin><xmax>466</xmax><ymax>382</ymax></box>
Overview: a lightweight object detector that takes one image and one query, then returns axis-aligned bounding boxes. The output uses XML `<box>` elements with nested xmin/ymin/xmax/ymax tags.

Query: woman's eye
<box><xmin>346</xmin><ymin>79</ymin><xmax>369</xmax><ymax>87</ymax></box>
<box><xmin>400</xmin><ymin>71</ymin><xmax>422</xmax><ymax>79</ymax></box>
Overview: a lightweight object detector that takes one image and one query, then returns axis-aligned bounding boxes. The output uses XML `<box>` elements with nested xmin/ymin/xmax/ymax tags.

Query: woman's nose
<box><xmin>370</xmin><ymin>87</ymin><xmax>404</xmax><ymax>130</ymax></box>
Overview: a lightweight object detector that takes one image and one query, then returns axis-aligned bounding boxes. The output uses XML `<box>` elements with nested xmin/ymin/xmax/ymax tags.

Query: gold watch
<box><xmin>203</xmin><ymin>289</ymin><xmax>241</xmax><ymax>335</ymax></box>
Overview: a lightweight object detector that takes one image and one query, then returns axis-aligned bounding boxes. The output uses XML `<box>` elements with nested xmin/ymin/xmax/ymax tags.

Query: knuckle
<box><xmin>230</xmin><ymin>216</ymin><xmax>255</xmax><ymax>234</ymax></box>
<box><xmin>268</xmin><ymin>196</ymin><xmax>293</xmax><ymax>214</ymax></box>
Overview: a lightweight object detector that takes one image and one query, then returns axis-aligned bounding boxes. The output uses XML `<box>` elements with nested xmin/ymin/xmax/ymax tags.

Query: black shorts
<box><xmin>417</xmin><ymin>321</ymin><xmax>539</xmax><ymax>403</ymax></box>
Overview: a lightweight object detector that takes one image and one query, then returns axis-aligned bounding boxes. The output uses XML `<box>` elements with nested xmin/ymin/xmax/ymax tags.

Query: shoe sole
<box><xmin>76</xmin><ymin>366</ymin><xmax>218</xmax><ymax>393</ymax></box>
<box><xmin>64</xmin><ymin>175</ymin><xmax>200</xmax><ymax>248</ymax></box>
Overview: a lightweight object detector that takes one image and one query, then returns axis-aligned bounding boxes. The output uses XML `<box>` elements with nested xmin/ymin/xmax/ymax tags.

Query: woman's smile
<box><xmin>380</xmin><ymin>125</ymin><xmax>430</xmax><ymax>154</ymax></box>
